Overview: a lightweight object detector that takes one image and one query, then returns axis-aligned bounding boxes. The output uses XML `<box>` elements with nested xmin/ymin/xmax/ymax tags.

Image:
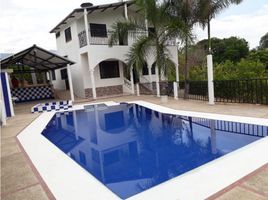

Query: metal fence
<box><xmin>176</xmin><ymin>78</ymin><xmax>268</xmax><ymax>105</ymax></box>
<box><xmin>191</xmin><ymin>117</ymin><xmax>267</xmax><ymax>137</ymax></box>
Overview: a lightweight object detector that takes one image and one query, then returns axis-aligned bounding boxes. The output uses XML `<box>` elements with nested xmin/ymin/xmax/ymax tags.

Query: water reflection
<box><xmin>42</xmin><ymin>104</ymin><xmax>265</xmax><ymax>199</ymax></box>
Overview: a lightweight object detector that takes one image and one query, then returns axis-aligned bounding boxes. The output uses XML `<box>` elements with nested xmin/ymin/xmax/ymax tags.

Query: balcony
<box><xmin>78</xmin><ymin>29</ymin><xmax>176</xmax><ymax>48</ymax></box>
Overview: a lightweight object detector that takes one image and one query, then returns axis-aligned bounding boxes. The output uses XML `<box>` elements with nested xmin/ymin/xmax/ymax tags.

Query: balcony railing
<box><xmin>78</xmin><ymin>29</ymin><xmax>176</xmax><ymax>48</ymax></box>
<box><xmin>78</xmin><ymin>30</ymin><xmax>87</xmax><ymax>47</ymax></box>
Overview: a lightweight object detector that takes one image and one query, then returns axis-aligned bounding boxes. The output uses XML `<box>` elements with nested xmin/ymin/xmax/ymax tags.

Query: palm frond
<box><xmin>126</xmin><ymin>36</ymin><xmax>153</xmax><ymax>73</ymax></box>
<box><xmin>108</xmin><ymin>18</ymin><xmax>145</xmax><ymax>47</ymax></box>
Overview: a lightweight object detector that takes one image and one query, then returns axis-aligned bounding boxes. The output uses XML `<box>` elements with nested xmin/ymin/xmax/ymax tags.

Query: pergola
<box><xmin>0</xmin><ymin>45</ymin><xmax>75</xmax><ymax>125</ymax></box>
<box><xmin>1</xmin><ymin>44</ymin><xmax>75</xmax><ymax>71</ymax></box>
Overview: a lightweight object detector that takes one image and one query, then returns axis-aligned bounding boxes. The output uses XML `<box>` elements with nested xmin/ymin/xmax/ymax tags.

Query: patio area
<box><xmin>1</xmin><ymin>95</ymin><xmax>268</xmax><ymax>200</ymax></box>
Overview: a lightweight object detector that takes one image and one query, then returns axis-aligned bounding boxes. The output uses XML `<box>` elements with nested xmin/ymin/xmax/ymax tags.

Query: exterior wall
<box><xmin>84</xmin><ymin>60</ymin><xmax>125</xmax><ymax>98</ymax></box>
<box><xmin>94</xmin><ymin>60</ymin><xmax>124</xmax><ymax>88</ymax></box>
<box><xmin>52</xmin><ymin>4</ymin><xmax>179</xmax><ymax>99</ymax></box>
<box><xmin>53</xmin><ymin>19</ymin><xmax>86</xmax><ymax>98</ymax></box>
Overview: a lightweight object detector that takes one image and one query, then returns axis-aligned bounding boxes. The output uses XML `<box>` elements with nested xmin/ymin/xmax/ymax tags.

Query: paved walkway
<box><xmin>1</xmin><ymin>95</ymin><xmax>268</xmax><ymax>200</ymax></box>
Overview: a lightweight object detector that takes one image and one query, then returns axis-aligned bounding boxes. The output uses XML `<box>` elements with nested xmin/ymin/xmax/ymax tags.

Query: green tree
<box><xmin>109</xmin><ymin>0</ymin><xmax>185</xmax><ymax>84</ymax></box>
<box><xmin>248</xmin><ymin>49</ymin><xmax>268</xmax><ymax>67</ymax></box>
<box><xmin>196</xmin><ymin>0</ymin><xmax>243</xmax><ymax>54</ymax></box>
<box><xmin>259</xmin><ymin>32</ymin><xmax>268</xmax><ymax>49</ymax></box>
<box><xmin>189</xmin><ymin>59</ymin><xmax>267</xmax><ymax>80</ymax></box>
<box><xmin>197</xmin><ymin>37</ymin><xmax>249</xmax><ymax>63</ymax></box>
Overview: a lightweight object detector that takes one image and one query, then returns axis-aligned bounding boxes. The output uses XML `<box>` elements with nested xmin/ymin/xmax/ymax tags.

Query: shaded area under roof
<box><xmin>50</xmin><ymin>1</ymin><xmax>136</xmax><ymax>33</ymax></box>
<box><xmin>0</xmin><ymin>45</ymin><xmax>75</xmax><ymax>71</ymax></box>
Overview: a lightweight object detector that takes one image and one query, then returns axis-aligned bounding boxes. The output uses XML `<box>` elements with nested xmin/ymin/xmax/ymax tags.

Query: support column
<box><xmin>0</xmin><ymin>81</ymin><xmax>7</xmax><ymax>125</ymax></box>
<box><xmin>0</xmin><ymin>72</ymin><xmax>14</xmax><ymax>118</ymax></box>
<box><xmin>148</xmin><ymin>65</ymin><xmax>152</xmax><ymax>83</ymax></box>
<box><xmin>89</xmin><ymin>68</ymin><xmax>97</xmax><ymax>99</ymax></box>
<box><xmin>130</xmin><ymin>66</ymin><xmax>135</xmax><ymax>94</ymax></box>
<box><xmin>136</xmin><ymin>84</ymin><xmax>140</xmax><ymax>96</ymax></box>
<box><xmin>155</xmin><ymin>66</ymin><xmax>160</xmax><ymax>97</ymax></box>
<box><xmin>48</xmin><ymin>71</ymin><xmax>53</xmax><ymax>84</ymax></box>
<box><xmin>207</xmin><ymin>55</ymin><xmax>215</xmax><ymax>105</ymax></box>
<box><xmin>31</xmin><ymin>72</ymin><xmax>37</xmax><ymax>84</ymax></box>
<box><xmin>67</xmin><ymin>65</ymin><xmax>75</xmax><ymax>102</ymax></box>
<box><xmin>175</xmin><ymin>63</ymin><xmax>179</xmax><ymax>82</ymax></box>
<box><xmin>124</xmin><ymin>3</ymin><xmax>128</xmax><ymax>20</ymax></box>
<box><xmin>173</xmin><ymin>82</ymin><xmax>178</xmax><ymax>99</ymax></box>
<box><xmin>84</xmin><ymin>8</ymin><xmax>90</xmax><ymax>46</ymax></box>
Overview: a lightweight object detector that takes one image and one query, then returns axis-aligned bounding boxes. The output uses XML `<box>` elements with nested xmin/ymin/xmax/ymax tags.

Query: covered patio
<box><xmin>0</xmin><ymin>45</ymin><xmax>75</xmax><ymax>125</ymax></box>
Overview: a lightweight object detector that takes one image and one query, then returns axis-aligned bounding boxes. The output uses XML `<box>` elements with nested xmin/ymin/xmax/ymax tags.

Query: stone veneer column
<box><xmin>90</xmin><ymin>68</ymin><xmax>97</xmax><ymax>99</ymax></box>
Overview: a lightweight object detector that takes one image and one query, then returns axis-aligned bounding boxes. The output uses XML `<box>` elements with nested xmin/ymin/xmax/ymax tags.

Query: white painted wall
<box><xmin>53</xmin><ymin>4</ymin><xmax>178</xmax><ymax>98</ymax></box>
<box><xmin>54</xmin><ymin>20</ymin><xmax>86</xmax><ymax>98</ymax></box>
<box><xmin>94</xmin><ymin>61</ymin><xmax>124</xmax><ymax>88</ymax></box>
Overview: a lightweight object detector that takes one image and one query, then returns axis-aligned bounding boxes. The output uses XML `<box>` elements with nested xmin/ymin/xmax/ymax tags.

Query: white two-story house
<box><xmin>50</xmin><ymin>1</ymin><xmax>179</xmax><ymax>100</ymax></box>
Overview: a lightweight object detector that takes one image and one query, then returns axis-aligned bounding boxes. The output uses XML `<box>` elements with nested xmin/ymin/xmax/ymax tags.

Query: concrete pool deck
<box><xmin>1</xmin><ymin>95</ymin><xmax>268</xmax><ymax>200</ymax></box>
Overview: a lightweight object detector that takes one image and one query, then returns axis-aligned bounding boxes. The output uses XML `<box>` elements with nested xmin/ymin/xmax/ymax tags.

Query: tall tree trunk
<box><xmin>184</xmin><ymin>36</ymin><xmax>189</xmax><ymax>99</ymax></box>
<box><xmin>207</xmin><ymin>18</ymin><xmax>211</xmax><ymax>54</ymax></box>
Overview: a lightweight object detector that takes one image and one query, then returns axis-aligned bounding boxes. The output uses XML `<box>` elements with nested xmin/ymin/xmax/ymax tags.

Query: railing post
<box><xmin>207</xmin><ymin>54</ymin><xmax>215</xmax><ymax>105</ymax></box>
<box><xmin>173</xmin><ymin>82</ymin><xmax>178</xmax><ymax>99</ymax></box>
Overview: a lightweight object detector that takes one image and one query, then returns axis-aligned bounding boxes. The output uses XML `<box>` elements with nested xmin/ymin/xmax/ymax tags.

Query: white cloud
<box><xmin>0</xmin><ymin>1</ymin><xmax>267</xmax><ymax>53</ymax></box>
<box><xmin>194</xmin><ymin>4</ymin><xmax>268</xmax><ymax>49</ymax></box>
<box><xmin>0</xmin><ymin>0</ymin><xmax>114</xmax><ymax>53</ymax></box>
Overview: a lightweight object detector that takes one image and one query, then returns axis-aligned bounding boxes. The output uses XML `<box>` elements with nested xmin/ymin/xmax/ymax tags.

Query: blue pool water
<box><xmin>41</xmin><ymin>103</ymin><xmax>267</xmax><ymax>199</ymax></box>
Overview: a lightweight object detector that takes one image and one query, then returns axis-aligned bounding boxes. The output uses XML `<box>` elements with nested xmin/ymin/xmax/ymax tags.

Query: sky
<box><xmin>0</xmin><ymin>0</ymin><xmax>268</xmax><ymax>53</ymax></box>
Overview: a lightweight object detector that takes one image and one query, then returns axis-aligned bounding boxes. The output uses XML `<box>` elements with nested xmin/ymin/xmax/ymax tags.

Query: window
<box><xmin>99</xmin><ymin>61</ymin><xmax>120</xmax><ymax>79</ymax></box>
<box><xmin>60</xmin><ymin>68</ymin><xmax>68</xmax><ymax>80</ymax></box>
<box><xmin>51</xmin><ymin>70</ymin><xmax>56</xmax><ymax>80</ymax></box>
<box><xmin>90</xmin><ymin>23</ymin><xmax>107</xmax><ymax>37</ymax></box>
<box><xmin>64</xmin><ymin>27</ymin><xmax>72</xmax><ymax>42</ymax></box>
<box><xmin>142</xmin><ymin>63</ymin><xmax>148</xmax><ymax>75</ymax></box>
<box><xmin>142</xmin><ymin>63</ymin><xmax>156</xmax><ymax>75</ymax></box>
<box><xmin>56</xmin><ymin>32</ymin><xmax>60</xmax><ymax>38</ymax></box>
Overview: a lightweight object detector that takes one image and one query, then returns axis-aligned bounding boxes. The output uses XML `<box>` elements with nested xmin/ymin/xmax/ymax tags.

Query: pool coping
<box><xmin>17</xmin><ymin>100</ymin><xmax>268</xmax><ymax>200</ymax></box>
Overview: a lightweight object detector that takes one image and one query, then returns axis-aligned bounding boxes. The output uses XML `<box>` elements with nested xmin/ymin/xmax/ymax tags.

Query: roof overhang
<box><xmin>0</xmin><ymin>45</ymin><xmax>75</xmax><ymax>71</ymax></box>
<box><xmin>50</xmin><ymin>1</ymin><xmax>136</xmax><ymax>33</ymax></box>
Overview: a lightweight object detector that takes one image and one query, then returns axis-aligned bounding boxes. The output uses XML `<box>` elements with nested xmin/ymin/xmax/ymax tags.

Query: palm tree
<box><xmin>196</xmin><ymin>0</ymin><xmax>243</xmax><ymax>104</ymax></box>
<box><xmin>196</xmin><ymin>0</ymin><xmax>243</xmax><ymax>54</ymax></box>
<box><xmin>166</xmin><ymin>0</ymin><xmax>198</xmax><ymax>99</ymax></box>
<box><xmin>109</xmin><ymin>0</ymin><xmax>186</xmax><ymax>95</ymax></box>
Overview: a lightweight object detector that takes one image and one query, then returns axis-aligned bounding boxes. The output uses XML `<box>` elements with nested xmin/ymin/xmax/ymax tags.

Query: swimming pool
<box><xmin>40</xmin><ymin>103</ymin><xmax>267</xmax><ymax>199</ymax></box>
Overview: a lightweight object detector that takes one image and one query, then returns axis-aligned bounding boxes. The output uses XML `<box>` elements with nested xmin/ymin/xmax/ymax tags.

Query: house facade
<box><xmin>50</xmin><ymin>1</ymin><xmax>179</xmax><ymax>99</ymax></box>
